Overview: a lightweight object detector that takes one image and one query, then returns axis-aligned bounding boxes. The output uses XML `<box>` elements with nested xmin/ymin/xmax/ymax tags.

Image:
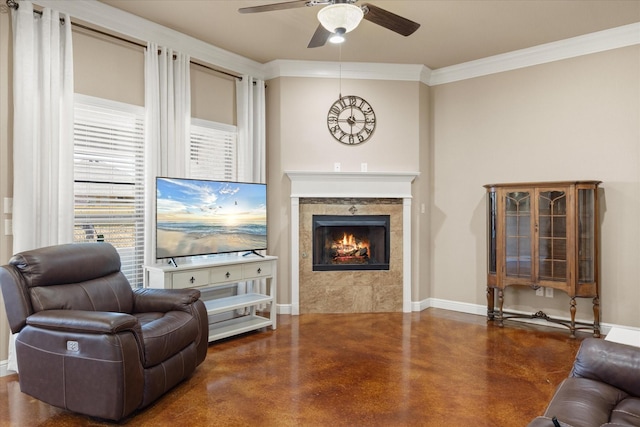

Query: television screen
<box><xmin>156</xmin><ymin>177</ymin><xmax>267</xmax><ymax>259</ymax></box>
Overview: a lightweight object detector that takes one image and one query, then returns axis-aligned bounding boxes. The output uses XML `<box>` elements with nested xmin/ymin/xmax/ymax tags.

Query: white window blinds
<box><xmin>73</xmin><ymin>94</ymin><xmax>146</xmax><ymax>287</ymax></box>
<box><xmin>190</xmin><ymin>118</ymin><xmax>237</xmax><ymax>180</ymax></box>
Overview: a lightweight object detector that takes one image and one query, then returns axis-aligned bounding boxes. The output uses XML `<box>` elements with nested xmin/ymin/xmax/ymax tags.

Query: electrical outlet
<box><xmin>545</xmin><ymin>287</ymin><xmax>554</xmax><ymax>298</ymax></box>
<box><xmin>360</xmin><ymin>163</ymin><xmax>367</xmax><ymax>172</ymax></box>
<box><xmin>334</xmin><ymin>162</ymin><xmax>341</xmax><ymax>172</ymax></box>
<box><xmin>535</xmin><ymin>287</ymin><xmax>544</xmax><ymax>296</ymax></box>
<box><xmin>3</xmin><ymin>197</ymin><xmax>12</xmax><ymax>214</ymax></box>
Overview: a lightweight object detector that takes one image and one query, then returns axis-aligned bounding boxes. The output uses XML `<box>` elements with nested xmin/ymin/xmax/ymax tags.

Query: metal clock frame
<box><xmin>327</xmin><ymin>95</ymin><xmax>376</xmax><ymax>145</ymax></box>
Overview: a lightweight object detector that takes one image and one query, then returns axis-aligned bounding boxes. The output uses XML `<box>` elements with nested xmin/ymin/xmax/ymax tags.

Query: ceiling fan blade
<box><xmin>361</xmin><ymin>3</ymin><xmax>420</xmax><ymax>36</ymax></box>
<box><xmin>238</xmin><ymin>0</ymin><xmax>310</xmax><ymax>14</ymax></box>
<box><xmin>307</xmin><ymin>24</ymin><xmax>331</xmax><ymax>48</ymax></box>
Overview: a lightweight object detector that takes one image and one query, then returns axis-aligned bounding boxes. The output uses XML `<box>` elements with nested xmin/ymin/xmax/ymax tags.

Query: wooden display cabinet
<box><xmin>484</xmin><ymin>181</ymin><xmax>601</xmax><ymax>338</ymax></box>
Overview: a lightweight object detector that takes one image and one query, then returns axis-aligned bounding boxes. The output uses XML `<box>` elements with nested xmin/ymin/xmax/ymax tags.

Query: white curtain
<box><xmin>143</xmin><ymin>43</ymin><xmax>191</xmax><ymax>265</ymax></box>
<box><xmin>10</xmin><ymin>1</ymin><xmax>74</xmax><ymax>373</ymax></box>
<box><xmin>236</xmin><ymin>76</ymin><xmax>267</xmax><ymax>300</ymax></box>
<box><xmin>236</xmin><ymin>76</ymin><xmax>266</xmax><ymax>184</ymax></box>
<box><xmin>11</xmin><ymin>1</ymin><xmax>74</xmax><ymax>254</ymax></box>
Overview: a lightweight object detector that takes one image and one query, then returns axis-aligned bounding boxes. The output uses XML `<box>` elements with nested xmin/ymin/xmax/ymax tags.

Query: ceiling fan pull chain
<box><xmin>339</xmin><ymin>46</ymin><xmax>342</xmax><ymax>98</ymax></box>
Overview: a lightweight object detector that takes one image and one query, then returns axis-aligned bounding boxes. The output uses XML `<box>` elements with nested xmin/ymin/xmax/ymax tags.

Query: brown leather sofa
<box><xmin>528</xmin><ymin>338</ymin><xmax>640</xmax><ymax>427</ymax></box>
<box><xmin>0</xmin><ymin>242</ymin><xmax>208</xmax><ymax>421</ymax></box>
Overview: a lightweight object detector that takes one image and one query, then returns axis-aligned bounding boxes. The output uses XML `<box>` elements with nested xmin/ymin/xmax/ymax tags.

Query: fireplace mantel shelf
<box><xmin>286</xmin><ymin>171</ymin><xmax>418</xmax><ymax>315</ymax></box>
<box><xmin>285</xmin><ymin>171</ymin><xmax>419</xmax><ymax>199</ymax></box>
<box><xmin>285</xmin><ymin>171</ymin><xmax>419</xmax><ymax>178</ymax></box>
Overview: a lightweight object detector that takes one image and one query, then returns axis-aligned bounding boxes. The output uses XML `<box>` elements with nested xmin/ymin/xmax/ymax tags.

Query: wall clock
<box><xmin>327</xmin><ymin>95</ymin><xmax>376</xmax><ymax>145</ymax></box>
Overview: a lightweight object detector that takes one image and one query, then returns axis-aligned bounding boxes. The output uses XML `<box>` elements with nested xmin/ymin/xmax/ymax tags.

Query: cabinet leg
<box><xmin>498</xmin><ymin>289</ymin><xmax>504</xmax><ymax>327</ymax></box>
<box><xmin>592</xmin><ymin>296</ymin><xmax>601</xmax><ymax>338</ymax></box>
<box><xmin>569</xmin><ymin>298</ymin><xmax>577</xmax><ymax>339</ymax></box>
<box><xmin>487</xmin><ymin>287</ymin><xmax>495</xmax><ymax>321</ymax></box>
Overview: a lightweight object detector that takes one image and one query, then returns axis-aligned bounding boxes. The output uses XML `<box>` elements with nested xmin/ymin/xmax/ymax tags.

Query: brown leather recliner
<box><xmin>0</xmin><ymin>242</ymin><xmax>208</xmax><ymax>421</ymax></box>
<box><xmin>528</xmin><ymin>338</ymin><xmax>640</xmax><ymax>427</ymax></box>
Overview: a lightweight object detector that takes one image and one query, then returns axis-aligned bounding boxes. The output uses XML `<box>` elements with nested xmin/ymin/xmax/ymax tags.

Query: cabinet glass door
<box><xmin>538</xmin><ymin>190</ymin><xmax>567</xmax><ymax>282</ymax></box>
<box><xmin>487</xmin><ymin>191</ymin><xmax>497</xmax><ymax>275</ymax></box>
<box><xmin>578</xmin><ymin>189</ymin><xmax>595</xmax><ymax>283</ymax></box>
<box><xmin>505</xmin><ymin>191</ymin><xmax>531</xmax><ymax>278</ymax></box>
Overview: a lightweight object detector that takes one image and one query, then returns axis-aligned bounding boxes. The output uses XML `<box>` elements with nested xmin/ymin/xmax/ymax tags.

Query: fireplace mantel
<box><xmin>286</xmin><ymin>171</ymin><xmax>419</xmax><ymax>315</ymax></box>
<box><xmin>286</xmin><ymin>171</ymin><xmax>418</xmax><ymax>199</ymax></box>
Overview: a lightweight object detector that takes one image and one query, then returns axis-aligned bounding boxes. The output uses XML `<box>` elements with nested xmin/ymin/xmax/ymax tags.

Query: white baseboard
<box><xmin>414</xmin><ymin>297</ymin><xmax>640</xmax><ymax>337</ymax></box>
<box><xmin>0</xmin><ymin>360</ymin><xmax>15</xmax><ymax>378</ymax></box>
<box><xmin>276</xmin><ymin>303</ymin><xmax>292</xmax><ymax>315</ymax></box>
<box><xmin>280</xmin><ymin>297</ymin><xmax>640</xmax><ymax>339</ymax></box>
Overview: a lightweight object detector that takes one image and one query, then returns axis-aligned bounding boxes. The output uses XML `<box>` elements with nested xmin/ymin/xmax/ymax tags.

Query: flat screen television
<box><xmin>156</xmin><ymin>177</ymin><xmax>267</xmax><ymax>260</ymax></box>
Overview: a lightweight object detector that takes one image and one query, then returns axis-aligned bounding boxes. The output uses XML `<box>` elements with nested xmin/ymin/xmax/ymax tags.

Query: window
<box><xmin>73</xmin><ymin>94</ymin><xmax>145</xmax><ymax>287</ymax></box>
<box><xmin>190</xmin><ymin>118</ymin><xmax>237</xmax><ymax>180</ymax></box>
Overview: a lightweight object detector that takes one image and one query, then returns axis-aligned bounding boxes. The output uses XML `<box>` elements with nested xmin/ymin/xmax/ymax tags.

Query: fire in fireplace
<box><xmin>312</xmin><ymin>214</ymin><xmax>390</xmax><ymax>271</ymax></box>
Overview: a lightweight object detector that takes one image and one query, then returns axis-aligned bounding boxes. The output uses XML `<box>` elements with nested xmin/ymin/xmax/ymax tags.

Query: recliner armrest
<box><xmin>570</xmin><ymin>338</ymin><xmax>640</xmax><ymax>397</ymax></box>
<box><xmin>132</xmin><ymin>288</ymin><xmax>201</xmax><ymax>314</ymax></box>
<box><xmin>27</xmin><ymin>310</ymin><xmax>139</xmax><ymax>334</ymax></box>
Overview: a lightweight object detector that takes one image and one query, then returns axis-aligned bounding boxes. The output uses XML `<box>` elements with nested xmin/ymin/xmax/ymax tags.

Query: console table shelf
<box><xmin>203</xmin><ymin>293</ymin><xmax>272</xmax><ymax>314</ymax></box>
<box><xmin>145</xmin><ymin>255</ymin><xmax>277</xmax><ymax>342</ymax></box>
<box><xmin>207</xmin><ymin>315</ymin><xmax>273</xmax><ymax>342</ymax></box>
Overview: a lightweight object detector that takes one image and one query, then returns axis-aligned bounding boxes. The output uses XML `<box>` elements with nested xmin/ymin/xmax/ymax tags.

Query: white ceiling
<box><xmin>98</xmin><ymin>0</ymin><xmax>640</xmax><ymax>70</ymax></box>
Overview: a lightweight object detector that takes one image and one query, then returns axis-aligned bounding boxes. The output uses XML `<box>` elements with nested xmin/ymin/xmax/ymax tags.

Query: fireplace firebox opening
<box><xmin>312</xmin><ymin>215</ymin><xmax>390</xmax><ymax>271</ymax></box>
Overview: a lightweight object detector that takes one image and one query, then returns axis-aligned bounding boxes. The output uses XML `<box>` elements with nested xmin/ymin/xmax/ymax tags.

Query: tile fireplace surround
<box><xmin>286</xmin><ymin>171</ymin><xmax>419</xmax><ymax>315</ymax></box>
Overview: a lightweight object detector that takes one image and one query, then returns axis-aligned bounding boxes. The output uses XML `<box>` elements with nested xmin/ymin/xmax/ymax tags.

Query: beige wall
<box><xmin>73</xmin><ymin>28</ymin><xmax>144</xmax><ymax>105</ymax></box>
<box><xmin>275</xmin><ymin>77</ymin><xmax>421</xmax><ymax>172</ymax></box>
<box><xmin>265</xmin><ymin>77</ymin><xmax>289</xmax><ymax>303</ymax></box>
<box><xmin>74</xmin><ymin>27</ymin><xmax>236</xmax><ymax>122</ymax></box>
<box><xmin>191</xmin><ymin>64</ymin><xmax>236</xmax><ymax>124</ymax></box>
<box><xmin>414</xmin><ymin>83</ymin><xmax>431</xmax><ymax>302</ymax></box>
<box><xmin>266</xmin><ymin>76</ymin><xmax>429</xmax><ymax>309</ymax></box>
<box><xmin>430</xmin><ymin>45</ymin><xmax>640</xmax><ymax>327</ymax></box>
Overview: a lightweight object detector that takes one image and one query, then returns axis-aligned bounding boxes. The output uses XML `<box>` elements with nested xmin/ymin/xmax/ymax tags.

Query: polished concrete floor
<box><xmin>0</xmin><ymin>309</ymin><xmax>588</xmax><ymax>426</ymax></box>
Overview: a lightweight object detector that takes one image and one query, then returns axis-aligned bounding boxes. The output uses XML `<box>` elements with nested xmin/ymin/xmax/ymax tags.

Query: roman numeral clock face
<box><xmin>327</xmin><ymin>95</ymin><xmax>376</xmax><ymax>145</ymax></box>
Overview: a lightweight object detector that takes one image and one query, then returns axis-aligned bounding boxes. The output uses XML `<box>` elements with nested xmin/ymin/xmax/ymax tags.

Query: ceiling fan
<box><xmin>238</xmin><ymin>0</ymin><xmax>420</xmax><ymax>48</ymax></box>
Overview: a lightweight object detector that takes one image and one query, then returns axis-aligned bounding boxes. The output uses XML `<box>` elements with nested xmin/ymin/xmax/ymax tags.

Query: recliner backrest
<box><xmin>8</xmin><ymin>242</ymin><xmax>134</xmax><ymax>314</ymax></box>
<box><xmin>571</xmin><ymin>337</ymin><xmax>640</xmax><ymax>397</ymax></box>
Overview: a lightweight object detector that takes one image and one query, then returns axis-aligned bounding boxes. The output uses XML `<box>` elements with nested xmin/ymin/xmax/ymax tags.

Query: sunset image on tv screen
<box><xmin>156</xmin><ymin>177</ymin><xmax>267</xmax><ymax>258</ymax></box>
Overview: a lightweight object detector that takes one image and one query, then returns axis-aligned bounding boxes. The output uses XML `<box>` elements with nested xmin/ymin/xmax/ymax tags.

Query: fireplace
<box><xmin>286</xmin><ymin>171</ymin><xmax>419</xmax><ymax>314</ymax></box>
<box><xmin>312</xmin><ymin>215</ymin><xmax>390</xmax><ymax>271</ymax></box>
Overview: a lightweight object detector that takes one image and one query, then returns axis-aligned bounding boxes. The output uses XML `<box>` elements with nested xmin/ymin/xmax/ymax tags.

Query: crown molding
<box><xmin>257</xmin><ymin>23</ymin><xmax>639</xmax><ymax>85</ymax></box>
<box><xmin>31</xmin><ymin>1</ymin><xmax>639</xmax><ymax>86</ymax></box>
<box><xmin>429</xmin><ymin>22</ymin><xmax>640</xmax><ymax>86</ymax></box>
<box><xmin>32</xmin><ymin>0</ymin><xmax>265</xmax><ymax>78</ymax></box>
<box><xmin>263</xmin><ymin>60</ymin><xmax>431</xmax><ymax>84</ymax></box>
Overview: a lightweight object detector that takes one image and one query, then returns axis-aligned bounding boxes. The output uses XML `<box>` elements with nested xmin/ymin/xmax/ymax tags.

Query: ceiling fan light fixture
<box><xmin>317</xmin><ymin>3</ymin><xmax>364</xmax><ymax>34</ymax></box>
<box><xmin>329</xmin><ymin>27</ymin><xmax>346</xmax><ymax>44</ymax></box>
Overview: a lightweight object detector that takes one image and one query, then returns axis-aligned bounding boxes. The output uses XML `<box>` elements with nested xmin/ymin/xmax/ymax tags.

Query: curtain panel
<box><xmin>236</xmin><ymin>76</ymin><xmax>266</xmax><ymax>184</ymax></box>
<box><xmin>236</xmin><ymin>76</ymin><xmax>267</xmax><ymax>300</ymax></box>
<box><xmin>10</xmin><ymin>0</ymin><xmax>74</xmax><ymax>373</ymax></box>
<box><xmin>11</xmin><ymin>1</ymin><xmax>74</xmax><ymax>254</ymax></box>
<box><xmin>144</xmin><ymin>43</ymin><xmax>191</xmax><ymax>265</ymax></box>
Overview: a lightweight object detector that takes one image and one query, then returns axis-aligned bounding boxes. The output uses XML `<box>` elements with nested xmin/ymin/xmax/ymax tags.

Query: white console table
<box><xmin>145</xmin><ymin>255</ymin><xmax>277</xmax><ymax>342</ymax></box>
